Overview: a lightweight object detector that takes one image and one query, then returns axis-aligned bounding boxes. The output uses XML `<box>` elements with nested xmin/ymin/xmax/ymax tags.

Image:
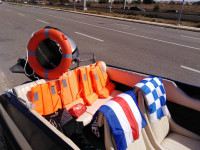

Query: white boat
<box><xmin>0</xmin><ymin>27</ymin><xmax>199</xmax><ymax>150</ymax></box>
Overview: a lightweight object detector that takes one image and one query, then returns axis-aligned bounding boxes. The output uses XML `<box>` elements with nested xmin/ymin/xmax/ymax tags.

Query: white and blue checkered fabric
<box><xmin>135</xmin><ymin>76</ymin><xmax>169</xmax><ymax>122</ymax></box>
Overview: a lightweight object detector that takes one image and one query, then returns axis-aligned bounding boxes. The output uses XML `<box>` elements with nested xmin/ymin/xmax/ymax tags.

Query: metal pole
<box><xmin>177</xmin><ymin>0</ymin><xmax>184</xmax><ymax>25</ymax></box>
<box><xmin>123</xmin><ymin>0</ymin><xmax>126</xmax><ymax>10</ymax></box>
<box><xmin>73</xmin><ymin>0</ymin><xmax>76</xmax><ymax>11</ymax></box>
<box><xmin>110</xmin><ymin>0</ymin><xmax>112</xmax><ymax>12</ymax></box>
<box><xmin>83</xmin><ymin>0</ymin><xmax>87</xmax><ymax>11</ymax></box>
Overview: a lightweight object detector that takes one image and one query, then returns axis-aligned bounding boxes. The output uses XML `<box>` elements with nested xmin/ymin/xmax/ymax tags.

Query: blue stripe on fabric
<box><xmin>141</xmin><ymin>85</ymin><xmax>151</xmax><ymax>95</ymax></box>
<box><xmin>99</xmin><ymin>105</ymin><xmax>127</xmax><ymax>150</ymax></box>
<box><xmin>160</xmin><ymin>85</ymin><xmax>165</xmax><ymax>95</ymax></box>
<box><xmin>152</xmin><ymin>90</ymin><xmax>159</xmax><ymax>100</ymax></box>
<box><xmin>45</xmin><ymin>29</ymin><xmax>50</xmax><ymax>38</ymax></box>
<box><xmin>139</xmin><ymin>80</ymin><xmax>148</xmax><ymax>84</ymax></box>
<box><xmin>124</xmin><ymin>90</ymin><xmax>147</xmax><ymax>128</ymax></box>
<box><xmin>157</xmin><ymin>107</ymin><xmax>164</xmax><ymax>119</ymax></box>
<box><xmin>158</xmin><ymin>77</ymin><xmax>162</xmax><ymax>83</ymax></box>
<box><xmin>151</xmin><ymin>79</ymin><xmax>159</xmax><ymax>88</ymax></box>
<box><xmin>62</xmin><ymin>54</ymin><xmax>72</xmax><ymax>58</ymax></box>
<box><xmin>44</xmin><ymin>69</ymin><xmax>49</xmax><ymax>78</ymax></box>
<box><xmin>62</xmin><ymin>79</ymin><xmax>68</xmax><ymax>87</ymax></box>
<box><xmin>28</xmin><ymin>51</ymin><xmax>36</xmax><ymax>56</ymax></box>
<box><xmin>160</xmin><ymin>96</ymin><xmax>166</xmax><ymax>107</ymax></box>
<box><xmin>51</xmin><ymin>86</ymin><xmax>56</xmax><ymax>95</ymax></box>
<box><xmin>84</xmin><ymin>74</ymin><xmax>87</xmax><ymax>81</ymax></box>
<box><xmin>34</xmin><ymin>92</ymin><xmax>39</xmax><ymax>101</ymax></box>
<box><xmin>101</xmin><ymin>66</ymin><xmax>105</xmax><ymax>73</ymax></box>
<box><xmin>149</xmin><ymin>102</ymin><xmax>156</xmax><ymax>114</ymax></box>
<box><xmin>149</xmin><ymin>76</ymin><xmax>155</xmax><ymax>79</ymax></box>
<box><xmin>95</xmin><ymin>74</ymin><xmax>98</xmax><ymax>80</ymax></box>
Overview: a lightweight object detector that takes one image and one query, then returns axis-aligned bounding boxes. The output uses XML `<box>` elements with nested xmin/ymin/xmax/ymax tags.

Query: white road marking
<box><xmin>36</xmin><ymin>19</ymin><xmax>49</xmax><ymax>24</ymax></box>
<box><xmin>18</xmin><ymin>13</ymin><xmax>25</xmax><ymax>16</ymax></box>
<box><xmin>7</xmin><ymin>6</ymin><xmax>200</xmax><ymax>51</ymax></box>
<box><xmin>181</xmin><ymin>35</ymin><xmax>200</xmax><ymax>40</ymax></box>
<box><xmin>181</xmin><ymin>65</ymin><xmax>200</xmax><ymax>74</ymax></box>
<box><xmin>36</xmin><ymin>14</ymin><xmax>200</xmax><ymax>50</ymax></box>
<box><xmin>75</xmin><ymin>32</ymin><xmax>104</xmax><ymax>42</ymax></box>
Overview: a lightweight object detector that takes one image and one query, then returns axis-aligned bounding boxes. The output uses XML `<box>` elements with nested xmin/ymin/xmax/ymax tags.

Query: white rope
<box><xmin>24</xmin><ymin>30</ymin><xmax>40</xmax><ymax>80</ymax></box>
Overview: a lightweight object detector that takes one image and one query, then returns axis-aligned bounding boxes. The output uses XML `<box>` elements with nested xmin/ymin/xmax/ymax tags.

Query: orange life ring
<box><xmin>27</xmin><ymin>28</ymin><xmax>72</xmax><ymax>79</ymax></box>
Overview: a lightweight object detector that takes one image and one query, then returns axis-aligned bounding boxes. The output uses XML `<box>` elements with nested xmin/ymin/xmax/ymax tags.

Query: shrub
<box><xmin>99</xmin><ymin>0</ymin><xmax>109</xmax><ymax>4</ymax></box>
<box><xmin>113</xmin><ymin>0</ymin><xmax>123</xmax><ymax>4</ymax></box>
<box><xmin>145</xmin><ymin>13</ymin><xmax>158</xmax><ymax>18</ymax></box>
<box><xmin>153</xmin><ymin>4</ymin><xmax>160</xmax><ymax>12</ymax></box>
<box><xmin>87</xmin><ymin>2</ymin><xmax>91</xmax><ymax>7</ymax></box>
<box><xmin>132</xmin><ymin>0</ymin><xmax>141</xmax><ymax>4</ymax></box>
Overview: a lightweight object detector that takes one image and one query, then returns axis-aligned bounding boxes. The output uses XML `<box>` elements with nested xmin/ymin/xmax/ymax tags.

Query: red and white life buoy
<box><xmin>27</xmin><ymin>28</ymin><xmax>72</xmax><ymax>79</ymax></box>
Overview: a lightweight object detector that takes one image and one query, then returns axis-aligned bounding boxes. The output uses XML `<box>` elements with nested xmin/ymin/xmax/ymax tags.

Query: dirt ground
<box><xmin>8</xmin><ymin>2</ymin><xmax>200</xmax><ymax>27</ymax></box>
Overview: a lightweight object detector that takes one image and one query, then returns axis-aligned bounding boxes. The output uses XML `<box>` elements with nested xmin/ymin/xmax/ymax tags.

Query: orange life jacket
<box><xmin>30</xmin><ymin>84</ymin><xmax>43</xmax><ymax>115</ymax></box>
<box><xmin>79</xmin><ymin>67</ymin><xmax>98</xmax><ymax>105</ymax></box>
<box><xmin>91</xmin><ymin>61</ymin><xmax>115</xmax><ymax>98</ymax></box>
<box><xmin>68</xmin><ymin>69</ymin><xmax>82</xmax><ymax>100</ymax></box>
<box><xmin>59</xmin><ymin>69</ymin><xmax>85</xmax><ymax>108</ymax></box>
<box><xmin>48</xmin><ymin>81</ymin><xmax>62</xmax><ymax>112</ymax></box>
<box><xmin>40</xmin><ymin>83</ymin><xmax>54</xmax><ymax>115</ymax></box>
<box><xmin>96</xmin><ymin>61</ymin><xmax>109</xmax><ymax>86</ymax></box>
<box><xmin>30</xmin><ymin>80</ymin><xmax>62</xmax><ymax>115</ymax></box>
<box><xmin>59</xmin><ymin>72</ymin><xmax>73</xmax><ymax>106</ymax></box>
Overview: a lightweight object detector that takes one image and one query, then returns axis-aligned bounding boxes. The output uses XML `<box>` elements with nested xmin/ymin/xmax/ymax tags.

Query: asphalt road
<box><xmin>0</xmin><ymin>3</ymin><xmax>200</xmax><ymax>94</ymax></box>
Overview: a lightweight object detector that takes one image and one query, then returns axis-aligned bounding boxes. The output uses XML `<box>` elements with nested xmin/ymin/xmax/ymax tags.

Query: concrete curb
<box><xmin>9</xmin><ymin>3</ymin><xmax>200</xmax><ymax>32</ymax></box>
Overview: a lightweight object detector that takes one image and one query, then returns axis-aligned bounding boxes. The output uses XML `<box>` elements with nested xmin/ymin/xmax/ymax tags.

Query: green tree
<box><xmin>153</xmin><ymin>4</ymin><xmax>160</xmax><ymax>12</ymax></box>
<box><xmin>60</xmin><ymin>0</ymin><xmax>65</xmax><ymax>5</ymax></box>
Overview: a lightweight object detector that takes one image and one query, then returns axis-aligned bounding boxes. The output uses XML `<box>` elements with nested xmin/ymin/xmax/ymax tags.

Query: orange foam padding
<box><xmin>31</xmin><ymin>80</ymin><xmax>63</xmax><ymax>115</ymax></box>
<box><xmin>91</xmin><ymin>67</ymin><xmax>104</xmax><ymax>95</ymax></box>
<box><xmin>59</xmin><ymin>72</ymin><xmax>73</xmax><ymax>106</ymax></box>
<box><xmin>40</xmin><ymin>83</ymin><xmax>54</xmax><ymax>115</ymax></box>
<box><xmin>91</xmin><ymin>61</ymin><xmax>115</xmax><ymax>98</ymax></box>
<box><xmin>79</xmin><ymin>67</ymin><xmax>98</xmax><ymax>105</ymax></box>
<box><xmin>68</xmin><ymin>69</ymin><xmax>82</xmax><ymax>101</ymax></box>
<box><xmin>85</xmin><ymin>93</ymin><xmax>99</xmax><ymax>105</ymax></box>
<box><xmin>96</xmin><ymin>61</ymin><xmax>109</xmax><ymax>85</ymax></box>
<box><xmin>80</xmin><ymin>67</ymin><xmax>90</xmax><ymax>97</ymax></box>
<box><xmin>48</xmin><ymin>80</ymin><xmax>62</xmax><ymax>113</ymax></box>
<box><xmin>106</xmin><ymin>82</ymin><xmax>116</xmax><ymax>95</ymax></box>
<box><xmin>30</xmin><ymin>85</ymin><xmax>44</xmax><ymax>115</ymax></box>
<box><xmin>86</xmin><ymin>67</ymin><xmax>94</xmax><ymax>95</ymax></box>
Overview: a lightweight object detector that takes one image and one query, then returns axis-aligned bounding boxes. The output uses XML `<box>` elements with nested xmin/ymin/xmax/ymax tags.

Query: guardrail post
<box><xmin>177</xmin><ymin>0</ymin><xmax>184</xmax><ymax>25</ymax></box>
<box><xmin>110</xmin><ymin>0</ymin><xmax>112</xmax><ymax>12</ymax></box>
<box><xmin>73</xmin><ymin>0</ymin><xmax>76</xmax><ymax>11</ymax></box>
